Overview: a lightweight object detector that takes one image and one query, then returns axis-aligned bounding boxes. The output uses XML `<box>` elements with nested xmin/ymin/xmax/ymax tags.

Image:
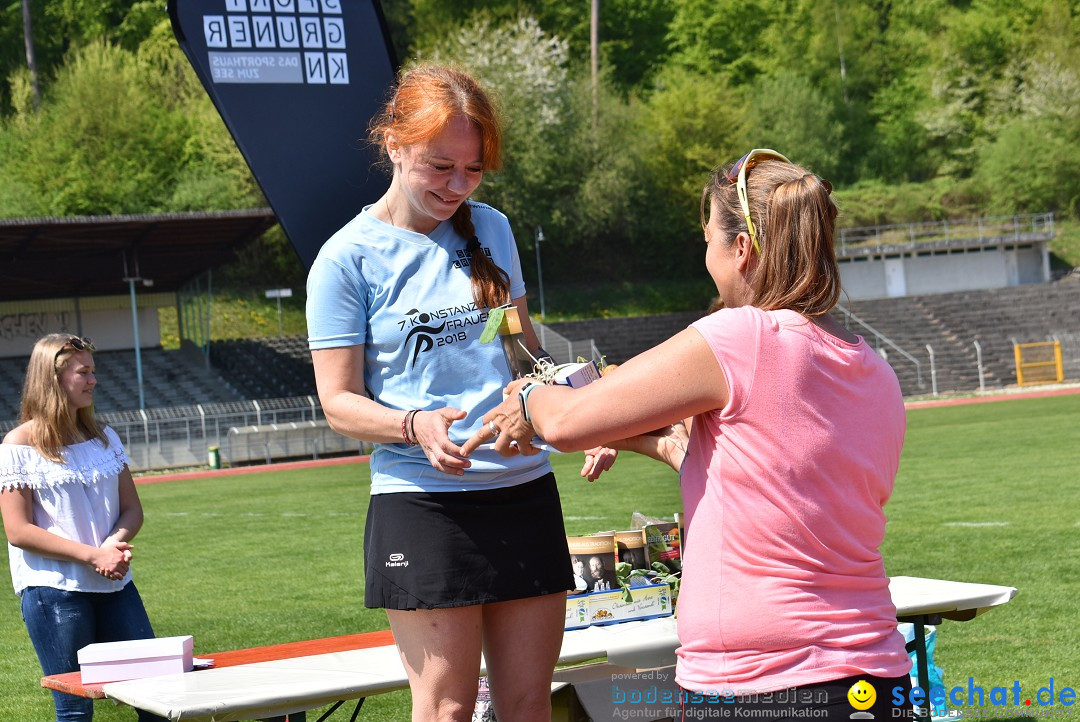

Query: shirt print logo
<box><xmin>386</xmin><ymin>553</ymin><xmax>409</xmax><ymax>568</ymax></box>
<box><xmin>400</xmin><ymin>305</ymin><xmax>488</xmax><ymax>366</ymax></box>
<box><xmin>402</xmin><ymin>309</ymin><xmax>447</xmax><ymax>366</ymax></box>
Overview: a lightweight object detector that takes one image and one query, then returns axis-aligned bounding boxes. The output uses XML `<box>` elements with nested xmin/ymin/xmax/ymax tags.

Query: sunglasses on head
<box><xmin>54</xmin><ymin>336</ymin><xmax>95</xmax><ymax>367</ymax></box>
<box><xmin>726</xmin><ymin>149</ymin><xmax>791</xmax><ymax>254</ymax></box>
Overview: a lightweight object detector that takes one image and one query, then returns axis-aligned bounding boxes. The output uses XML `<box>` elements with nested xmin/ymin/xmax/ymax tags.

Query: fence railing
<box><xmin>837</xmin><ymin>213</ymin><xmax>1055</xmax><ymax>256</ymax></box>
<box><xmin>536</xmin><ymin>323</ymin><xmax>602</xmax><ymax>364</ymax></box>
<box><xmin>91</xmin><ymin>397</ymin><xmax>367</xmax><ymax>472</ymax></box>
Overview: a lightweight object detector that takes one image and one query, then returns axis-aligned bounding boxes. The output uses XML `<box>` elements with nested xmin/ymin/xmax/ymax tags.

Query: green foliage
<box><xmin>1050</xmin><ymin>218</ymin><xmax>1080</xmax><ymax>270</ymax></box>
<box><xmin>2</xmin><ymin>0</ymin><xmax>1079</xmax><ymax>283</ymax></box>
<box><xmin>421</xmin><ymin>13</ymin><xmax>573</xmax><ymax>235</ymax></box>
<box><xmin>4</xmin><ymin>40</ymin><xmax>187</xmax><ymax>215</ymax></box>
<box><xmin>665</xmin><ymin>0</ymin><xmax>773</xmax><ymax>84</ymax></box>
<box><xmin>631</xmin><ymin>65</ymin><xmax>748</xmax><ymax>276</ymax></box>
<box><xmin>747</xmin><ymin>71</ymin><xmax>845</xmax><ymax>181</ymax></box>
<box><xmin>976</xmin><ymin>117</ymin><xmax>1080</xmax><ymax>218</ymax></box>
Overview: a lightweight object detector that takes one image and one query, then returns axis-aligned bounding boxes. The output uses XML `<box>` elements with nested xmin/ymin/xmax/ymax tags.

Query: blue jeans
<box><xmin>20</xmin><ymin>582</ymin><xmax>166</xmax><ymax>722</ymax></box>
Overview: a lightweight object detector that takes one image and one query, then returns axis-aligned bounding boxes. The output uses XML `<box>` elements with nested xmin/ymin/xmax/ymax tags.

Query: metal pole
<box><xmin>590</xmin><ymin>0</ymin><xmax>599</xmax><ymax>129</ymax></box>
<box><xmin>535</xmin><ymin>226</ymin><xmax>546</xmax><ymax>318</ymax></box>
<box><xmin>277</xmin><ymin>295</ymin><xmax>284</xmax><ymax>337</ymax></box>
<box><xmin>926</xmin><ymin>345</ymin><xmax>938</xmax><ymax>397</ymax></box>
<box><xmin>128</xmin><ymin>277</ymin><xmax>146</xmax><ymax>410</ymax></box>
<box><xmin>973</xmin><ymin>340</ymin><xmax>985</xmax><ymax>393</ymax></box>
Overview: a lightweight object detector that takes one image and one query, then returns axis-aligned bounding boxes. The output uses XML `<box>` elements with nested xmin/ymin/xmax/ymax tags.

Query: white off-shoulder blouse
<box><xmin>0</xmin><ymin>426</ymin><xmax>132</xmax><ymax>596</ymax></box>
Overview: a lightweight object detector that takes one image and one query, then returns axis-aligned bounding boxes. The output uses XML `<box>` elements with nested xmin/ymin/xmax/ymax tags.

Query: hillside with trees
<box><xmin>2</xmin><ymin>0</ymin><xmax>1078</xmax><ymax>289</ymax></box>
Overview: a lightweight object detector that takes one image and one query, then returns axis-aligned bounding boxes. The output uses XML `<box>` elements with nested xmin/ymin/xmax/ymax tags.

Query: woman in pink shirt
<box><xmin>464</xmin><ymin>150</ymin><xmax>912</xmax><ymax>720</ymax></box>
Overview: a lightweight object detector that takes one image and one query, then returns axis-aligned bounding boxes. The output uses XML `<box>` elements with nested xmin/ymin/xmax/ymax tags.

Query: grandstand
<box><xmin>2</xmin><ymin>277</ymin><xmax>1078</xmax><ymax>419</ymax></box>
<box><xmin>548</xmin><ymin>276</ymin><xmax>1080</xmax><ymax>398</ymax></box>
<box><xmin>1</xmin><ymin>278</ymin><xmax>1077</xmax><ymax>470</ymax></box>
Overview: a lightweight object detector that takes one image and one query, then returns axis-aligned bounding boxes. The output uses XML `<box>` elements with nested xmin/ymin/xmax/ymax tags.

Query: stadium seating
<box><xmin>1</xmin><ymin>278</ymin><xmax>1077</xmax><ymax>424</ymax></box>
<box><xmin>838</xmin><ymin>279</ymin><xmax>1080</xmax><ymax>395</ymax></box>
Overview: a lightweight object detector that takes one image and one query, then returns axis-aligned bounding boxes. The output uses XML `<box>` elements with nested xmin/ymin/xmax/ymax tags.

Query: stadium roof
<box><xmin>0</xmin><ymin>209</ymin><xmax>279</xmax><ymax>302</ymax></box>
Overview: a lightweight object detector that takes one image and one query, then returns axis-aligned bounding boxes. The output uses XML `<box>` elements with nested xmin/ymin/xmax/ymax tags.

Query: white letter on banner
<box><xmin>300</xmin><ymin>17</ymin><xmax>322</xmax><ymax>47</ymax></box>
<box><xmin>274</xmin><ymin>0</ymin><xmax>296</xmax><ymax>13</ymax></box>
<box><xmin>253</xmin><ymin>16</ymin><xmax>276</xmax><ymax>47</ymax></box>
<box><xmin>250</xmin><ymin>0</ymin><xmax>271</xmax><ymax>11</ymax></box>
<box><xmin>324</xmin><ymin>18</ymin><xmax>345</xmax><ymax>48</ymax></box>
<box><xmin>204</xmin><ymin>16</ymin><xmax>228</xmax><ymax>47</ymax></box>
<box><xmin>328</xmin><ymin>52</ymin><xmax>348</xmax><ymax>84</ymax></box>
<box><xmin>226</xmin><ymin>0</ymin><xmax>246</xmax><ymax>11</ymax></box>
<box><xmin>298</xmin><ymin>0</ymin><xmax>319</xmax><ymax>13</ymax></box>
<box><xmin>276</xmin><ymin>16</ymin><xmax>299</xmax><ymax>48</ymax></box>
<box><xmin>305</xmin><ymin>52</ymin><xmax>326</xmax><ymax>83</ymax></box>
<box><xmin>321</xmin><ymin>0</ymin><xmax>342</xmax><ymax>14</ymax></box>
<box><xmin>228</xmin><ymin>15</ymin><xmax>252</xmax><ymax>47</ymax></box>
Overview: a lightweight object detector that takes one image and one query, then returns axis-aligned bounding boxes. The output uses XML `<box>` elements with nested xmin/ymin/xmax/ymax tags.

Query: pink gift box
<box><xmin>78</xmin><ymin>635</ymin><xmax>194</xmax><ymax>684</ymax></box>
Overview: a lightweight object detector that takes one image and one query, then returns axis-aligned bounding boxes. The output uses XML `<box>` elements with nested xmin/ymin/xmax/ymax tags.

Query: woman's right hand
<box><xmin>93</xmin><ymin>539</ymin><xmax>133</xmax><ymax>580</ymax></box>
<box><xmin>411</xmin><ymin>407</ymin><xmax>473</xmax><ymax>476</ymax></box>
<box><xmin>600</xmin><ymin>421</ymin><xmax>690</xmax><ymax>474</ymax></box>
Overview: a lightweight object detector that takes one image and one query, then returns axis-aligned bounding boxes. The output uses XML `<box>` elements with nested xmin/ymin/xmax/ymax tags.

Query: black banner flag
<box><xmin>167</xmin><ymin>0</ymin><xmax>397</xmax><ymax>268</ymax></box>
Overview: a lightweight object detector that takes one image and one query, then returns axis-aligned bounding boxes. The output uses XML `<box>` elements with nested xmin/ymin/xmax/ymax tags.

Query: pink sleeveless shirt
<box><xmin>676</xmin><ymin>306</ymin><xmax>910</xmax><ymax>693</ymax></box>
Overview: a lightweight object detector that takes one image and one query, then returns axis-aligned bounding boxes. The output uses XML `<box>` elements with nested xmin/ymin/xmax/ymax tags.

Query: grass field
<box><xmin>2</xmin><ymin>393</ymin><xmax>1078</xmax><ymax>720</ymax></box>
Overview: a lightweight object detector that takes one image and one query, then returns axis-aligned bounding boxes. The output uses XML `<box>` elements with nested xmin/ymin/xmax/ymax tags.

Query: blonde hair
<box><xmin>702</xmin><ymin>157</ymin><xmax>840</xmax><ymax>317</ymax></box>
<box><xmin>19</xmin><ymin>334</ymin><xmax>106</xmax><ymax>462</ymax></box>
<box><xmin>368</xmin><ymin>64</ymin><xmax>510</xmax><ymax>311</ymax></box>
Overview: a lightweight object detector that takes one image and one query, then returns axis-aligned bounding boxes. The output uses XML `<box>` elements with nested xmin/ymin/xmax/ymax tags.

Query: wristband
<box><xmin>518</xmin><ymin>382</ymin><xmax>543</xmax><ymax>425</ymax></box>
<box><xmin>401</xmin><ymin>409</ymin><xmax>420</xmax><ymax>446</ymax></box>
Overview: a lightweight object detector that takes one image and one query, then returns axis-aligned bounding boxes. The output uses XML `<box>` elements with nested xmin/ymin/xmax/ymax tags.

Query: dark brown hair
<box><xmin>369</xmin><ymin>65</ymin><xmax>509</xmax><ymax>310</ymax></box>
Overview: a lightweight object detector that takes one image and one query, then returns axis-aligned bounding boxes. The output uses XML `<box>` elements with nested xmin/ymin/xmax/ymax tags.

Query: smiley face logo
<box><xmin>848</xmin><ymin>680</ymin><xmax>876</xmax><ymax>711</ymax></box>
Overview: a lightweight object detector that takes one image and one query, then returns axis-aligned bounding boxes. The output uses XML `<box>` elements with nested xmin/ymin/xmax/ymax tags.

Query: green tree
<box><xmin>664</xmin><ymin>0</ymin><xmax>773</xmax><ymax>85</ymax></box>
<box><xmin>4</xmin><ymin>39</ymin><xmax>187</xmax><ymax>215</ymax></box>
<box><xmin>419</xmin><ymin>13</ymin><xmax>573</xmax><ymax>240</ymax></box>
<box><xmin>634</xmin><ymin>65</ymin><xmax>749</xmax><ymax>274</ymax></box>
<box><xmin>747</xmin><ymin>71</ymin><xmax>845</xmax><ymax>181</ymax></box>
<box><xmin>136</xmin><ymin>19</ymin><xmax>263</xmax><ymax>211</ymax></box>
<box><xmin>0</xmin><ymin>0</ymin><xmax>164</xmax><ymax>113</ymax></box>
<box><xmin>976</xmin><ymin>116</ymin><xmax>1080</xmax><ymax>217</ymax></box>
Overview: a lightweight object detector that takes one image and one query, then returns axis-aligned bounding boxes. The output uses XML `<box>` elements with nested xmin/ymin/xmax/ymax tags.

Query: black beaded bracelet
<box><xmin>401</xmin><ymin>409</ymin><xmax>420</xmax><ymax>446</ymax></box>
<box><xmin>408</xmin><ymin>409</ymin><xmax>420</xmax><ymax>447</ymax></box>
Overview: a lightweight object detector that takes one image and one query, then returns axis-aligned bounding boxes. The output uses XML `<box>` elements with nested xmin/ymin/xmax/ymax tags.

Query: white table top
<box><xmin>102</xmin><ymin>575</ymin><xmax>1017</xmax><ymax>721</ymax></box>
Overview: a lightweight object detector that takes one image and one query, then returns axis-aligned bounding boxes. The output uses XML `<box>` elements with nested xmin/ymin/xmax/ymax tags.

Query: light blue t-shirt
<box><xmin>306</xmin><ymin>201</ymin><xmax>551</xmax><ymax>493</ymax></box>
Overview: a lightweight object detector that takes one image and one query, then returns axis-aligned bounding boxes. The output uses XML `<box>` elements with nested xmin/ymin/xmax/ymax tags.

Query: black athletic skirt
<box><xmin>363</xmin><ymin>473</ymin><xmax>574</xmax><ymax>610</ymax></box>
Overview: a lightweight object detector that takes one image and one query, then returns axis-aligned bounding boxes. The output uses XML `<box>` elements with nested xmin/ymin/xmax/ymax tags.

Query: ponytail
<box><xmin>753</xmin><ymin>172</ymin><xmax>840</xmax><ymax>317</ymax></box>
<box><xmin>453</xmin><ymin>203</ymin><xmax>510</xmax><ymax>310</ymax></box>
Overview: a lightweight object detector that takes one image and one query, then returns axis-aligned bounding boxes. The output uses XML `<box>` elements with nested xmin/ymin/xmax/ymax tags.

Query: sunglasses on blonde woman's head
<box><xmin>726</xmin><ymin>149</ymin><xmax>791</xmax><ymax>255</ymax></box>
<box><xmin>54</xmin><ymin>336</ymin><xmax>95</xmax><ymax>367</ymax></box>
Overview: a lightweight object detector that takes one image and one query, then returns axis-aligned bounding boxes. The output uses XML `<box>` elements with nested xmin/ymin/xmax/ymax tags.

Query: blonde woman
<box><xmin>1</xmin><ymin>334</ymin><xmax>163</xmax><ymax>721</ymax></box>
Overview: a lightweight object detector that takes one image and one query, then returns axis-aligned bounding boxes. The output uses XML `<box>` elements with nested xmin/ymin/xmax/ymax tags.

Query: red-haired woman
<box><xmin>306</xmin><ymin>65</ymin><xmax>578</xmax><ymax>721</ymax></box>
